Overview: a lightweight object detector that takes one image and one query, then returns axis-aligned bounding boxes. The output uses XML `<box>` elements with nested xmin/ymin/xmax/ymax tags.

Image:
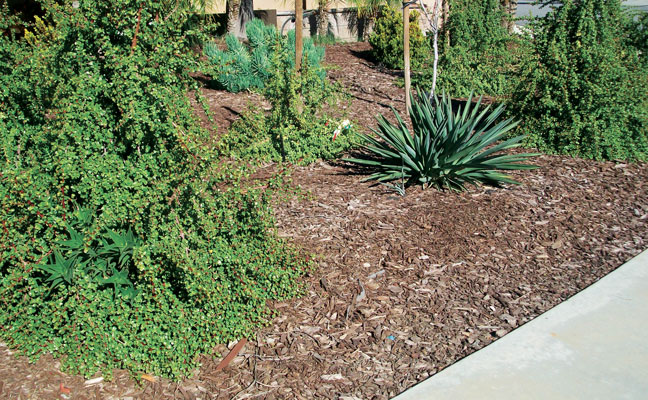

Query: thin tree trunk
<box><xmin>508</xmin><ymin>0</ymin><xmax>517</xmax><ymax>33</ymax></box>
<box><xmin>295</xmin><ymin>0</ymin><xmax>303</xmax><ymax>72</ymax></box>
<box><xmin>404</xmin><ymin>4</ymin><xmax>411</xmax><ymax>115</ymax></box>
<box><xmin>417</xmin><ymin>0</ymin><xmax>441</xmax><ymax>101</ymax></box>
<box><xmin>239</xmin><ymin>0</ymin><xmax>254</xmax><ymax>36</ymax></box>
<box><xmin>431</xmin><ymin>27</ymin><xmax>439</xmax><ymax>99</ymax></box>
<box><xmin>130</xmin><ymin>5</ymin><xmax>142</xmax><ymax>56</ymax></box>
<box><xmin>501</xmin><ymin>0</ymin><xmax>510</xmax><ymax>30</ymax></box>
<box><xmin>362</xmin><ymin>11</ymin><xmax>377</xmax><ymax>41</ymax></box>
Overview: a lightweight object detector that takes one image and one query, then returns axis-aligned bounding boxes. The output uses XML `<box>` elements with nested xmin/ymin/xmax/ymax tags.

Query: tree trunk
<box><xmin>501</xmin><ymin>0</ymin><xmax>510</xmax><ymax>30</ymax></box>
<box><xmin>507</xmin><ymin>0</ymin><xmax>517</xmax><ymax>33</ymax></box>
<box><xmin>362</xmin><ymin>12</ymin><xmax>376</xmax><ymax>41</ymax></box>
<box><xmin>227</xmin><ymin>0</ymin><xmax>241</xmax><ymax>35</ymax></box>
<box><xmin>317</xmin><ymin>2</ymin><xmax>329</xmax><ymax>37</ymax></box>
<box><xmin>403</xmin><ymin>4</ymin><xmax>411</xmax><ymax>115</ymax></box>
<box><xmin>239</xmin><ymin>0</ymin><xmax>254</xmax><ymax>36</ymax></box>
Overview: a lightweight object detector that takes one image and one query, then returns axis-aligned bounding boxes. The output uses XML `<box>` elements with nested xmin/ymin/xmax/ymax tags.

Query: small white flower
<box><xmin>72</xmin><ymin>1</ymin><xmax>80</xmax><ymax>8</ymax></box>
<box><xmin>332</xmin><ymin>119</ymin><xmax>352</xmax><ymax>141</ymax></box>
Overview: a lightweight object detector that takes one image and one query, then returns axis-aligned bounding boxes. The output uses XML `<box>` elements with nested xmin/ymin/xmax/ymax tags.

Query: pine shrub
<box><xmin>220</xmin><ymin>46</ymin><xmax>357</xmax><ymax>164</ymax></box>
<box><xmin>204</xmin><ymin>19</ymin><xmax>325</xmax><ymax>93</ymax></box>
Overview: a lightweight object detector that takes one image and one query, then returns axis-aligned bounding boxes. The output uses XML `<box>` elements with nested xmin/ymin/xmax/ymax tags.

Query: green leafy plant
<box><xmin>205</xmin><ymin>19</ymin><xmax>325</xmax><ymax>93</ymax></box>
<box><xmin>220</xmin><ymin>44</ymin><xmax>357</xmax><ymax>164</ymax></box>
<box><xmin>408</xmin><ymin>0</ymin><xmax>529</xmax><ymax>98</ymax></box>
<box><xmin>37</xmin><ymin>208</ymin><xmax>142</xmax><ymax>300</ymax></box>
<box><xmin>435</xmin><ymin>0</ymin><xmax>529</xmax><ymax>98</ymax></box>
<box><xmin>346</xmin><ymin>89</ymin><xmax>538</xmax><ymax>190</ymax></box>
<box><xmin>24</xmin><ymin>15</ymin><xmax>56</xmax><ymax>46</ymax></box>
<box><xmin>348</xmin><ymin>0</ymin><xmax>400</xmax><ymax>40</ymax></box>
<box><xmin>0</xmin><ymin>0</ymin><xmax>308</xmax><ymax>381</ymax></box>
<box><xmin>511</xmin><ymin>0</ymin><xmax>648</xmax><ymax>161</ymax></box>
<box><xmin>369</xmin><ymin>6</ymin><xmax>430</xmax><ymax>70</ymax></box>
<box><xmin>623</xmin><ymin>9</ymin><xmax>648</xmax><ymax>67</ymax></box>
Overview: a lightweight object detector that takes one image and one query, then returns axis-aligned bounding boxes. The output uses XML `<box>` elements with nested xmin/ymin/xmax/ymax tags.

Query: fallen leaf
<box><xmin>321</xmin><ymin>373</ymin><xmax>344</xmax><ymax>381</ymax></box>
<box><xmin>84</xmin><ymin>377</ymin><xmax>104</xmax><ymax>386</ymax></box>
<box><xmin>141</xmin><ymin>373</ymin><xmax>157</xmax><ymax>383</ymax></box>
<box><xmin>59</xmin><ymin>383</ymin><xmax>71</xmax><ymax>394</ymax></box>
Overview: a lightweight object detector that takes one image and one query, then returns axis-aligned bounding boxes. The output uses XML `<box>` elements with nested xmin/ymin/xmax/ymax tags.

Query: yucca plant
<box><xmin>346</xmin><ymin>89</ymin><xmax>538</xmax><ymax>191</ymax></box>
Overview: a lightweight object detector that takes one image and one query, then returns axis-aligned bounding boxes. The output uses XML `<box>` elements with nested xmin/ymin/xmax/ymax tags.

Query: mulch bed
<box><xmin>2</xmin><ymin>42</ymin><xmax>647</xmax><ymax>400</ymax></box>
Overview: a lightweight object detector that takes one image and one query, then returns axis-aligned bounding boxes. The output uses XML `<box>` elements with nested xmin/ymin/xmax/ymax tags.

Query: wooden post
<box><xmin>403</xmin><ymin>2</ymin><xmax>411</xmax><ymax>115</ymax></box>
<box><xmin>295</xmin><ymin>0</ymin><xmax>303</xmax><ymax>72</ymax></box>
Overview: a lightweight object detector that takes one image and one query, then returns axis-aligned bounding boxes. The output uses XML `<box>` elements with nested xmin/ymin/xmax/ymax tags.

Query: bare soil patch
<box><xmin>2</xmin><ymin>42</ymin><xmax>647</xmax><ymax>400</ymax></box>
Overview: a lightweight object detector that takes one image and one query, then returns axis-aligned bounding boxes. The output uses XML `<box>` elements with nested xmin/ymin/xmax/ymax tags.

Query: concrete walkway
<box><xmin>392</xmin><ymin>250</ymin><xmax>648</xmax><ymax>400</ymax></box>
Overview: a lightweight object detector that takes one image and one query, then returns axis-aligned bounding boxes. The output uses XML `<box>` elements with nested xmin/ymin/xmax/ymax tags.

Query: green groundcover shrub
<box><xmin>369</xmin><ymin>6</ymin><xmax>430</xmax><ymax>70</ymax></box>
<box><xmin>0</xmin><ymin>0</ymin><xmax>308</xmax><ymax>380</ymax></box>
<box><xmin>219</xmin><ymin>46</ymin><xmax>357</xmax><ymax>164</ymax></box>
<box><xmin>511</xmin><ymin>0</ymin><xmax>648</xmax><ymax>161</ymax></box>
<box><xmin>204</xmin><ymin>18</ymin><xmax>325</xmax><ymax>93</ymax></box>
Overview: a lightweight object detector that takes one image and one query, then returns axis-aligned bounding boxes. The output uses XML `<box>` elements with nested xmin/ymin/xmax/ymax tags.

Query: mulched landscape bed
<box><xmin>2</xmin><ymin>42</ymin><xmax>647</xmax><ymax>400</ymax></box>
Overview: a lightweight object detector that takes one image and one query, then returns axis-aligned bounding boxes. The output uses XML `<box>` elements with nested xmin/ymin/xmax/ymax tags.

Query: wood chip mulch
<box><xmin>1</xmin><ymin>42</ymin><xmax>647</xmax><ymax>400</ymax></box>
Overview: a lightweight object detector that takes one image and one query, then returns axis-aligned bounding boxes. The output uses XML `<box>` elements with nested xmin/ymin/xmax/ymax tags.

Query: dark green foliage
<box><xmin>511</xmin><ymin>0</ymin><xmax>648</xmax><ymax>161</ymax></box>
<box><xmin>623</xmin><ymin>9</ymin><xmax>648</xmax><ymax>67</ymax></box>
<box><xmin>205</xmin><ymin>19</ymin><xmax>325</xmax><ymax>93</ymax></box>
<box><xmin>346</xmin><ymin>89</ymin><xmax>538</xmax><ymax>191</ymax></box>
<box><xmin>37</xmin><ymin>208</ymin><xmax>141</xmax><ymax>300</ymax></box>
<box><xmin>1</xmin><ymin>0</ymin><xmax>27</xmax><ymax>36</ymax></box>
<box><xmin>368</xmin><ymin>6</ymin><xmax>430</xmax><ymax>70</ymax></box>
<box><xmin>420</xmin><ymin>0</ymin><xmax>528</xmax><ymax>97</ymax></box>
<box><xmin>220</xmin><ymin>47</ymin><xmax>357</xmax><ymax>164</ymax></box>
<box><xmin>0</xmin><ymin>0</ymin><xmax>308</xmax><ymax>380</ymax></box>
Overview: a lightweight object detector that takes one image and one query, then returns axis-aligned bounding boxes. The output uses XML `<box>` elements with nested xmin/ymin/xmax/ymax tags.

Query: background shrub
<box><xmin>419</xmin><ymin>0</ymin><xmax>528</xmax><ymax>98</ymax></box>
<box><xmin>623</xmin><ymin>8</ymin><xmax>648</xmax><ymax>68</ymax></box>
<box><xmin>511</xmin><ymin>0</ymin><xmax>648</xmax><ymax>161</ymax></box>
<box><xmin>0</xmin><ymin>0</ymin><xmax>308</xmax><ymax>380</ymax></box>
<box><xmin>368</xmin><ymin>6</ymin><xmax>430</xmax><ymax>70</ymax></box>
<box><xmin>204</xmin><ymin>19</ymin><xmax>325</xmax><ymax>93</ymax></box>
<box><xmin>219</xmin><ymin>45</ymin><xmax>357</xmax><ymax>164</ymax></box>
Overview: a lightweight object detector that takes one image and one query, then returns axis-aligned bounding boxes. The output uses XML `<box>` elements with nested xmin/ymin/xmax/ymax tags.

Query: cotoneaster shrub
<box><xmin>0</xmin><ymin>0</ymin><xmax>309</xmax><ymax>380</ymax></box>
<box><xmin>511</xmin><ymin>0</ymin><xmax>648</xmax><ymax>161</ymax></box>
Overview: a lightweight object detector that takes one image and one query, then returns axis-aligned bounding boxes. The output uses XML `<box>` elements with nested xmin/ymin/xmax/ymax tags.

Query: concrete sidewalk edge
<box><xmin>392</xmin><ymin>249</ymin><xmax>648</xmax><ymax>400</ymax></box>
